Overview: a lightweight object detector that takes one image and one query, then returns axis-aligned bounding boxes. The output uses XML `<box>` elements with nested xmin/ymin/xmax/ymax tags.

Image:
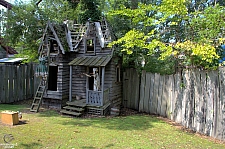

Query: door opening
<box><xmin>48</xmin><ymin>66</ymin><xmax>58</xmax><ymax>91</ymax></box>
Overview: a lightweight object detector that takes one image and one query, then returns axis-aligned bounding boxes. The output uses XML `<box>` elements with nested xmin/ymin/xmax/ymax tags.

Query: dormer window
<box><xmin>85</xmin><ymin>38</ymin><xmax>95</xmax><ymax>55</ymax></box>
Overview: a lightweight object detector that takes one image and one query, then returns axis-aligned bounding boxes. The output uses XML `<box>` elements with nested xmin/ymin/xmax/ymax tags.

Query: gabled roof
<box><xmin>0</xmin><ymin>0</ymin><xmax>12</xmax><ymax>9</ymax></box>
<box><xmin>69</xmin><ymin>56</ymin><xmax>112</xmax><ymax>67</ymax></box>
<box><xmin>38</xmin><ymin>21</ymin><xmax>65</xmax><ymax>54</ymax></box>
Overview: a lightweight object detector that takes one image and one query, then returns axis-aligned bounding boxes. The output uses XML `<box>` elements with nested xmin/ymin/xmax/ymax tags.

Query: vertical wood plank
<box><xmin>4</xmin><ymin>65</ymin><xmax>9</xmax><ymax>103</ymax></box>
<box><xmin>218</xmin><ymin>67</ymin><xmax>225</xmax><ymax>140</ymax></box>
<box><xmin>149</xmin><ymin>73</ymin><xmax>155</xmax><ymax>114</ymax></box>
<box><xmin>173</xmin><ymin>72</ymin><xmax>182</xmax><ymax>123</ymax></box>
<box><xmin>166</xmin><ymin>75</ymin><xmax>172</xmax><ymax>118</ymax></box>
<box><xmin>160</xmin><ymin>75</ymin><xmax>167</xmax><ymax>117</ymax></box>
<box><xmin>206</xmin><ymin>71</ymin><xmax>215</xmax><ymax>137</ymax></box>
<box><xmin>181</xmin><ymin>70</ymin><xmax>188</xmax><ymax>127</ymax></box>
<box><xmin>200</xmin><ymin>71</ymin><xmax>207</xmax><ymax>134</ymax></box>
<box><xmin>14</xmin><ymin>65</ymin><xmax>18</xmax><ymax>102</ymax></box>
<box><xmin>139</xmin><ymin>70</ymin><xmax>146</xmax><ymax>112</ymax></box>
<box><xmin>18</xmin><ymin>65</ymin><xmax>22</xmax><ymax>101</ymax></box>
<box><xmin>134</xmin><ymin>69</ymin><xmax>140</xmax><ymax>110</ymax></box>
<box><xmin>193</xmin><ymin>70</ymin><xmax>201</xmax><ymax>132</ymax></box>
<box><xmin>157</xmin><ymin>74</ymin><xmax>162</xmax><ymax>115</ymax></box>
<box><xmin>9</xmin><ymin>65</ymin><xmax>14</xmax><ymax>102</ymax></box>
<box><xmin>26</xmin><ymin>64</ymin><xmax>31</xmax><ymax>99</ymax></box>
<box><xmin>189</xmin><ymin>71</ymin><xmax>195</xmax><ymax>129</ymax></box>
<box><xmin>123</xmin><ymin>69</ymin><xmax>127</xmax><ymax>108</ymax></box>
<box><xmin>219</xmin><ymin>67</ymin><xmax>225</xmax><ymax>140</ymax></box>
<box><xmin>152</xmin><ymin>73</ymin><xmax>160</xmax><ymax>114</ymax></box>
<box><xmin>126</xmin><ymin>69</ymin><xmax>131</xmax><ymax>108</ymax></box>
<box><xmin>144</xmin><ymin>72</ymin><xmax>150</xmax><ymax>113</ymax></box>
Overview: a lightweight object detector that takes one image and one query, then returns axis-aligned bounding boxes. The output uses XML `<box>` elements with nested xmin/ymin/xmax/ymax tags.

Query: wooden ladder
<box><xmin>30</xmin><ymin>77</ymin><xmax>47</xmax><ymax>112</ymax></box>
<box><xmin>31</xmin><ymin>42</ymin><xmax>50</xmax><ymax>112</ymax></box>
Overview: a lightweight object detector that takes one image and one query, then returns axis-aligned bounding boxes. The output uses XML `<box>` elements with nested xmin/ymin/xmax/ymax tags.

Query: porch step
<box><xmin>66</xmin><ymin>99</ymin><xmax>86</xmax><ymax>108</ymax></box>
<box><xmin>60</xmin><ymin>110</ymin><xmax>82</xmax><ymax>116</ymax></box>
<box><xmin>63</xmin><ymin>106</ymin><xmax>84</xmax><ymax>112</ymax></box>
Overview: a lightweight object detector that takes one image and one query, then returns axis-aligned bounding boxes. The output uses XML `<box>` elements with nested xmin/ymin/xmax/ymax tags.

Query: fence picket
<box><xmin>143</xmin><ymin>73</ymin><xmax>151</xmax><ymax>113</ymax></box>
<box><xmin>139</xmin><ymin>70</ymin><xmax>145</xmax><ymax>112</ymax></box>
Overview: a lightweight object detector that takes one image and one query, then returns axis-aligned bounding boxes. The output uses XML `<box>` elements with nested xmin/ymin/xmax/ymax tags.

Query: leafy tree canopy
<box><xmin>108</xmin><ymin>0</ymin><xmax>225</xmax><ymax>73</ymax></box>
<box><xmin>2</xmin><ymin>0</ymin><xmax>225</xmax><ymax>73</ymax></box>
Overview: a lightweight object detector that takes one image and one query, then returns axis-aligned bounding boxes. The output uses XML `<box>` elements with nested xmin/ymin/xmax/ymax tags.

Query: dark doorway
<box><xmin>48</xmin><ymin>66</ymin><xmax>58</xmax><ymax>91</ymax></box>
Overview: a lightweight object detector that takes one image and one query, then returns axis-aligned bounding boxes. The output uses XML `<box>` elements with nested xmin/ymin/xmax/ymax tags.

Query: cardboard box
<box><xmin>1</xmin><ymin>111</ymin><xmax>19</xmax><ymax>125</ymax></box>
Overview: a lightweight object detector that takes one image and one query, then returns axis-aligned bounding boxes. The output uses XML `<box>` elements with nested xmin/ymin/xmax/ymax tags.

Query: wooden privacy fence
<box><xmin>0</xmin><ymin>63</ymin><xmax>39</xmax><ymax>103</ymax></box>
<box><xmin>123</xmin><ymin>68</ymin><xmax>225</xmax><ymax>140</ymax></box>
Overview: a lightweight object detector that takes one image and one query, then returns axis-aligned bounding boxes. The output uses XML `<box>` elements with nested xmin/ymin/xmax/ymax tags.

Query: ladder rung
<box><xmin>32</xmin><ymin>103</ymin><xmax>39</xmax><ymax>106</ymax></box>
<box><xmin>34</xmin><ymin>97</ymin><xmax>41</xmax><ymax>100</ymax></box>
<box><xmin>30</xmin><ymin>109</ymin><xmax>38</xmax><ymax>112</ymax></box>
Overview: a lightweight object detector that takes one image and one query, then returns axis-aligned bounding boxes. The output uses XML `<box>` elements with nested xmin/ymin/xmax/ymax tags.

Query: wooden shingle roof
<box><xmin>69</xmin><ymin>56</ymin><xmax>112</xmax><ymax>67</ymax></box>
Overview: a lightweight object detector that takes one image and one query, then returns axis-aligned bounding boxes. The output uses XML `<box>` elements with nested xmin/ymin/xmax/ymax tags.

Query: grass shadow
<box><xmin>58</xmin><ymin>114</ymin><xmax>164</xmax><ymax>131</ymax></box>
<box><xmin>81</xmin><ymin>143</ymin><xmax>114</xmax><ymax>149</ymax></box>
<box><xmin>19</xmin><ymin>142</ymin><xmax>42</xmax><ymax>149</ymax></box>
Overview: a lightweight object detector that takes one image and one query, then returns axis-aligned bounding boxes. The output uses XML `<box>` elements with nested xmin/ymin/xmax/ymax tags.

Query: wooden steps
<box><xmin>61</xmin><ymin>99</ymin><xmax>111</xmax><ymax>116</ymax></box>
<box><xmin>60</xmin><ymin>99</ymin><xmax>86</xmax><ymax>117</ymax></box>
<box><xmin>60</xmin><ymin>110</ymin><xmax>82</xmax><ymax>117</ymax></box>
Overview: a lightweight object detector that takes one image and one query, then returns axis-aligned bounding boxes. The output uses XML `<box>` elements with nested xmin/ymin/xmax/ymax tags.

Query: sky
<box><xmin>5</xmin><ymin>0</ymin><xmax>31</xmax><ymax>4</ymax></box>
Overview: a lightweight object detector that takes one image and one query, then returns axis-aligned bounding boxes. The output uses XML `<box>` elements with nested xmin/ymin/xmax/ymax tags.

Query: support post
<box><xmin>69</xmin><ymin>65</ymin><xmax>72</xmax><ymax>102</ymax></box>
<box><xmin>101</xmin><ymin>67</ymin><xmax>105</xmax><ymax>106</ymax></box>
<box><xmin>86</xmin><ymin>67</ymin><xmax>89</xmax><ymax>104</ymax></box>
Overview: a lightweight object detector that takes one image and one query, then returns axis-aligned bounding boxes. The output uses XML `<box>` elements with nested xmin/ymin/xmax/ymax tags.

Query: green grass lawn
<box><xmin>0</xmin><ymin>104</ymin><xmax>224</xmax><ymax>149</ymax></box>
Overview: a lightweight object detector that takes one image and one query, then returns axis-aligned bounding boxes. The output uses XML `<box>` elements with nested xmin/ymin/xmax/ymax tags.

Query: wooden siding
<box><xmin>104</xmin><ymin>58</ymin><xmax>122</xmax><ymax>108</ymax></box>
<box><xmin>43</xmin><ymin>54</ymin><xmax>70</xmax><ymax>101</ymax></box>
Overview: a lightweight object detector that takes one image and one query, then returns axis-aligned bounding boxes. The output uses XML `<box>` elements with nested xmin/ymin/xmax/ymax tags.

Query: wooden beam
<box><xmin>48</xmin><ymin>21</ymin><xmax>65</xmax><ymax>54</ymax></box>
<box><xmin>36</xmin><ymin>0</ymin><xmax>42</xmax><ymax>6</ymax></box>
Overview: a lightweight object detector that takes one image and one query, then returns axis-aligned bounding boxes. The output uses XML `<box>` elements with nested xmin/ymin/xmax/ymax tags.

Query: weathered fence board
<box><xmin>123</xmin><ymin>68</ymin><xmax>139</xmax><ymax>109</ymax></box>
<box><xmin>123</xmin><ymin>67</ymin><xmax>225</xmax><ymax>140</ymax></box>
<box><xmin>143</xmin><ymin>72</ymin><xmax>150</xmax><ymax>113</ymax></box>
<box><xmin>0</xmin><ymin>64</ymin><xmax>38</xmax><ymax>103</ymax></box>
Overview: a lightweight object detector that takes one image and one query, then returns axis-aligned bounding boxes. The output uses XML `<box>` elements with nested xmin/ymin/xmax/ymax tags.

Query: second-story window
<box><xmin>85</xmin><ymin>38</ymin><xmax>95</xmax><ymax>54</ymax></box>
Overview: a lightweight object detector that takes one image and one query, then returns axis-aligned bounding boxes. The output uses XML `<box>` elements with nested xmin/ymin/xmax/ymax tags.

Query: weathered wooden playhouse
<box><xmin>30</xmin><ymin>19</ymin><xmax>122</xmax><ymax>116</ymax></box>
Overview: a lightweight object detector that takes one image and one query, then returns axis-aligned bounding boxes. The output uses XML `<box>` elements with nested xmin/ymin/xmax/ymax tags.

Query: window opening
<box><xmin>86</xmin><ymin>39</ymin><xmax>94</xmax><ymax>52</ymax></box>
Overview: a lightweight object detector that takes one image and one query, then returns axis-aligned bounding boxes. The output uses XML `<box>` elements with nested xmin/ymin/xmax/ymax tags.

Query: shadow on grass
<box><xmin>17</xmin><ymin>120</ymin><xmax>28</xmax><ymax>126</ymax></box>
<box><xmin>1</xmin><ymin>104</ymin><xmax>165</xmax><ymax>131</ymax></box>
<box><xmin>58</xmin><ymin>114</ymin><xmax>164</xmax><ymax>131</ymax></box>
<box><xmin>19</xmin><ymin>142</ymin><xmax>42</xmax><ymax>149</ymax></box>
<box><xmin>82</xmin><ymin>143</ymin><xmax>114</xmax><ymax>149</ymax></box>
